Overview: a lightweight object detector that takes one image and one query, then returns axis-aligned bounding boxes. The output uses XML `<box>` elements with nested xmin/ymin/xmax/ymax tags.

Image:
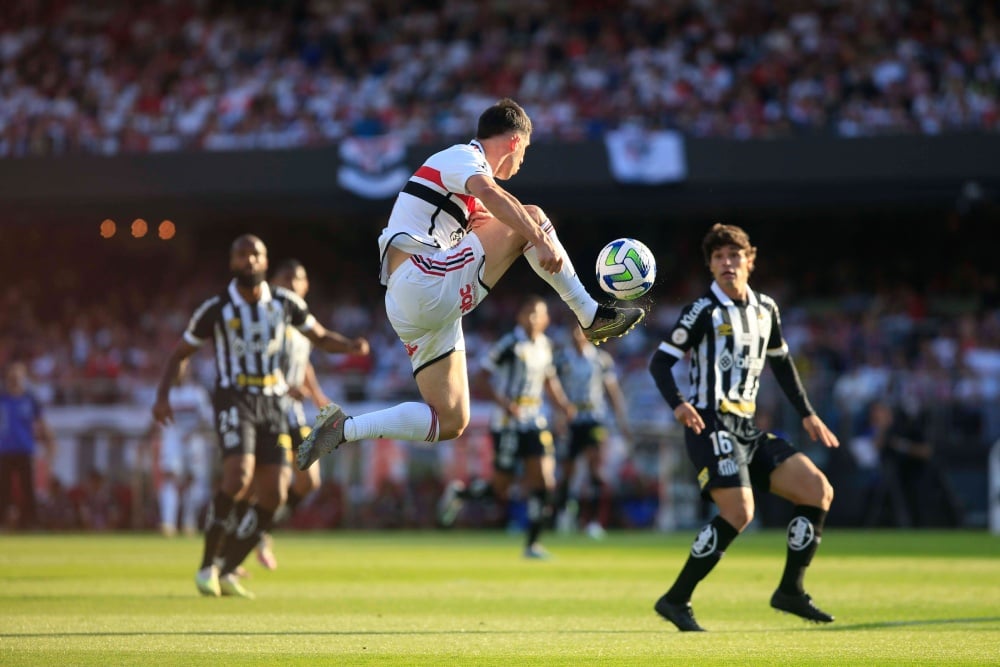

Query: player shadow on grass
<box><xmin>8</xmin><ymin>617</ymin><xmax>1000</xmax><ymax>639</ymax></box>
<box><xmin>817</xmin><ymin>617</ymin><xmax>1000</xmax><ymax>632</ymax></box>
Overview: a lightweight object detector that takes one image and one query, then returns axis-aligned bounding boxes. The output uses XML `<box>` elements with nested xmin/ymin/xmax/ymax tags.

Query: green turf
<box><xmin>1</xmin><ymin>530</ymin><xmax>998</xmax><ymax>666</ymax></box>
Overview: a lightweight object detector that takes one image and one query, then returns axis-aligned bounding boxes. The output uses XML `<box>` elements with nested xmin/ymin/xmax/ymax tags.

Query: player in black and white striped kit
<box><xmin>648</xmin><ymin>223</ymin><xmax>839</xmax><ymax>631</ymax></box>
<box><xmin>152</xmin><ymin>235</ymin><xmax>369</xmax><ymax>599</ymax></box>
<box><xmin>253</xmin><ymin>259</ymin><xmax>335</xmax><ymax>571</ymax></box>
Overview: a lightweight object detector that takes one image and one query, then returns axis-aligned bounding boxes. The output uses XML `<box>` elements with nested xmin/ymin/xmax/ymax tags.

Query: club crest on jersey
<box><xmin>787</xmin><ymin>516</ymin><xmax>815</xmax><ymax>551</ymax></box>
<box><xmin>450</xmin><ymin>229</ymin><xmax>466</xmax><ymax>246</ymax></box>
<box><xmin>691</xmin><ymin>524</ymin><xmax>718</xmax><ymax>558</ymax></box>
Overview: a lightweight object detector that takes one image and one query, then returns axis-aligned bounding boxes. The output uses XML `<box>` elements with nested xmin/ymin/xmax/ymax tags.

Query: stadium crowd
<box><xmin>2</xmin><ymin>0</ymin><xmax>1000</xmax><ymax>157</ymax></box>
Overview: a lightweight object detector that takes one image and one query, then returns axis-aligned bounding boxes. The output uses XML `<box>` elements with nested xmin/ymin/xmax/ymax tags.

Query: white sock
<box><xmin>523</xmin><ymin>217</ymin><xmax>598</xmax><ymax>327</ymax></box>
<box><xmin>344</xmin><ymin>402</ymin><xmax>440</xmax><ymax>442</ymax></box>
<box><xmin>159</xmin><ymin>481</ymin><xmax>179</xmax><ymax>529</ymax></box>
<box><xmin>182</xmin><ymin>482</ymin><xmax>208</xmax><ymax>532</ymax></box>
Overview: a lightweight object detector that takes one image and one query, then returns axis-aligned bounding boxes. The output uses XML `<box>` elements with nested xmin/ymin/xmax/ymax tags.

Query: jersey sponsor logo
<box><xmin>787</xmin><ymin>516</ymin><xmax>815</xmax><ymax>551</ymax></box>
<box><xmin>231</xmin><ymin>337</ymin><xmax>283</xmax><ymax>357</ymax></box>
<box><xmin>691</xmin><ymin>524</ymin><xmax>718</xmax><ymax>558</ymax></box>
<box><xmin>697</xmin><ymin>466</ymin><xmax>710</xmax><ymax>489</ymax></box>
<box><xmin>718</xmin><ymin>457</ymin><xmax>739</xmax><ymax>477</ymax></box>
<box><xmin>680</xmin><ymin>297</ymin><xmax>711</xmax><ymax>328</ymax></box>
<box><xmin>670</xmin><ymin>327</ymin><xmax>688</xmax><ymax>345</ymax></box>
<box><xmin>718</xmin><ymin>350</ymin><xmax>734</xmax><ymax>371</ymax></box>
<box><xmin>404</xmin><ymin>342</ymin><xmax>419</xmax><ymax>357</ymax></box>
<box><xmin>716</xmin><ymin>323</ymin><xmax>733</xmax><ymax>336</ymax></box>
<box><xmin>459</xmin><ymin>283</ymin><xmax>475</xmax><ymax>314</ymax></box>
<box><xmin>734</xmin><ymin>355</ymin><xmax>765</xmax><ymax>371</ymax></box>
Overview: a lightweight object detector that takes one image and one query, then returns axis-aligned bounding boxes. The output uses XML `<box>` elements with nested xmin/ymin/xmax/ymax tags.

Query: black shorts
<box><xmin>684</xmin><ymin>409</ymin><xmax>798</xmax><ymax>498</ymax></box>
<box><xmin>213</xmin><ymin>388</ymin><xmax>291</xmax><ymax>466</ymax></box>
<box><xmin>492</xmin><ymin>428</ymin><xmax>555</xmax><ymax>474</ymax></box>
<box><xmin>564</xmin><ymin>420</ymin><xmax>607</xmax><ymax>461</ymax></box>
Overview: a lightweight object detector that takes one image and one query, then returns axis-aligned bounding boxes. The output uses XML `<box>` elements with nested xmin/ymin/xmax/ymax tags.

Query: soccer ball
<box><xmin>595</xmin><ymin>238</ymin><xmax>657</xmax><ymax>300</ymax></box>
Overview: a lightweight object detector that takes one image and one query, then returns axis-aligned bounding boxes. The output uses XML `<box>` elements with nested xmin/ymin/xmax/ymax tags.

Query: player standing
<box><xmin>648</xmin><ymin>223</ymin><xmax>839</xmax><ymax>631</ymax></box>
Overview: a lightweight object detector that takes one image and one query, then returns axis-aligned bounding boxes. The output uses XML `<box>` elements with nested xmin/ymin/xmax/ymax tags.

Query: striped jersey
<box><xmin>657</xmin><ymin>281</ymin><xmax>788</xmax><ymax>418</ymax></box>
<box><xmin>184</xmin><ymin>280</ymin><xmax>316</xmax><ymax>396</ymax></box>
<box><xmin>554</xmin><ymin>343</ymin><xmax>617</xmax><ymax>423</ymax></box>
<box><xmin>377</xmin><ymin>140</ymin><xmax>490</xmax><ymax>285</ymax></box>
<box><xmin>482</xmin><ymin>326</ymin><xmax>556</xmax><ymax>431</ymax></box>
<box><xmin>282</xmin><ymin>326</ymin><xmax>312</xmax><ymax>391</ymax></box>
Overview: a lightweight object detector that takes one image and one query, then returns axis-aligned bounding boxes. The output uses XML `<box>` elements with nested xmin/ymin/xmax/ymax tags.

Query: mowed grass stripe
<box><xmin>1</xmin><ymin>531</ymin><xmax>998</xmax><ymax>666</ymax></box>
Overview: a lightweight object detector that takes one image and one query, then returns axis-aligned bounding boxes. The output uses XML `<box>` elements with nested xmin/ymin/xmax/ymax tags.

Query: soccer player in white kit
<box><xmin>298</xmin><ymin>98</ymin><xmax>644</xmax><ymax>469</ymax></box>
<box><xmin>157</xmin><ymin>368</ymin><xmax>213</xmax><ymax>537</ymax></box>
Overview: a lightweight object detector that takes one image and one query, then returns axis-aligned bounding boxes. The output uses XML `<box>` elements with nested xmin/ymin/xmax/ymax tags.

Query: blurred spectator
<box><xmin>862</xmin><ymin>397</ymin><xmax>963</xmax><ymax>527</ymax></box>
<box><xmin>0</xmin><ymin>361</ymin><xmax>56</xmax><ymax>530</ymax></box>
<box><xmin>3</xmin><ymin>0</ymin><xmax>1000</xmax><ymax>159</ymax></box>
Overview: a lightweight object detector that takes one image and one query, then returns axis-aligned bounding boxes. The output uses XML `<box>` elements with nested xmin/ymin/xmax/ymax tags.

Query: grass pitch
<box><xmin>1</xmin><ymin>530</ymin><xmax>998</xmax><ymax>666</ymax></box>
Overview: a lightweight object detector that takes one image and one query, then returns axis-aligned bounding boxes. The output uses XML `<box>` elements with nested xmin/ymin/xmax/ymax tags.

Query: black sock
<box><xmin>779</xmin><ymin>505</ymin><xmax>827</xmax><ymax>595</ymax></box>
<box><xmin>583</xmin><ymin>474</ymin><xmax>604</xmax><ymax>524</ymax></box>
<box><xmin>220</xmin><ymin>504</ymin><xmax>276</xmax><ymax>576</ymax></box>
<box><xmin>200</xmin><ymin>492</ymin><xmax>235</xmax><ymax>570</ymax></box>
<box><xmin>286</xmin><ymin>488</ymin><xmax>304</xmax><ymax>514</ymax></box>
<box><xmin>554</xmin><ymin>479</ymin><xmax>569</xmax><ymax>514</ymax></box>
<box><xmin>664</xmin><ymin>515</ymin><xmax>740</xmax><ymax>603</ymax></box>
<box><xmin>525</xmin><ymin>489</ymin><xmax>551</xmax><ymax>548</ymax></box>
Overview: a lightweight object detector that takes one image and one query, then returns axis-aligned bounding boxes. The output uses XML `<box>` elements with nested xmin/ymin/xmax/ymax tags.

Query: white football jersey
<box><xmin>377</xmin><ymin>140</ymin><xmax>491</xmax><ymax>285</ymax></box>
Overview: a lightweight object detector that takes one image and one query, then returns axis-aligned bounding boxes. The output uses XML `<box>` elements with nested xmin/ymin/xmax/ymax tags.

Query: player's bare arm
<box><xmin>303</xmin><ymin>323</ymin><xmax>370</xmax><ymax>357</ymax></box>
<box><xmin>152</xmin><ymin>341</ymin><xmax>198</xmax><ymax>426</ymax></box>
<box><xmin>673</xmin><ymin>402</ymin><xmax>705</xmax><ymax>435</ymax></box>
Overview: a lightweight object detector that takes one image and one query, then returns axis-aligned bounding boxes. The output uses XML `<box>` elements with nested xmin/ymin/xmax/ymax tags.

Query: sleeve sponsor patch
<box><xmin>671</xmin><ymin>327</ymin><xmax>688</xmax><ymax>345</ymax></box>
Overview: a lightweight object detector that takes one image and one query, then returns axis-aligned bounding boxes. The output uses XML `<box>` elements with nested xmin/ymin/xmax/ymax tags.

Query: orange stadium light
<box><xmin>158</xmin><ymin>220</ymin><xmax>176</xmax><ymax>240</ymax></box>
<box><xmin>99</xmin><ymin>219</ymin><xmax>116</xmax><ymax>238</ymax></box>
<box><xmin>131</xmin><ymin>218</ymin><xmax>148</xmax><ymax>238</ymax></box>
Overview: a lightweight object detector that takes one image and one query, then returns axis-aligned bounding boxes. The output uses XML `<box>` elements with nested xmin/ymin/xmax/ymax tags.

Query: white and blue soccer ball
<box><xmin>595</xmin><ymin>238</ymin><xmax>657</xmax><ymax>300</ymax></box>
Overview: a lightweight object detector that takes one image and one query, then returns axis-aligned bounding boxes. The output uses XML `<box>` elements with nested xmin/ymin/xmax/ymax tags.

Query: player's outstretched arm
<box><xmin>152</xmin><ymin>341</ymin><xmax>198</xmax><ymax>426</ymax></box>
<box><xmin>305</xmin><ymin>323</ymin><xmax>369</xmax><ymax>357</ymax></box>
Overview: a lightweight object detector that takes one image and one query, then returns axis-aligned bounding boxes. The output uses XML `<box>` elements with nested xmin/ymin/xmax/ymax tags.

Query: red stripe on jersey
<box><xmin>412</xmin><ymin>166</ymin><xmax>478</xmax><ymax>216</ymax></box>
<box><xmin>413</xmin><ymin>165</ymin><xmax>443</xmax><ymax>188</ymax></box>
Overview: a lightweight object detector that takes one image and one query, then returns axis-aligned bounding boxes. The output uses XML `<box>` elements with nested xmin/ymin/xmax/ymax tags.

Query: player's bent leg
<box><xmin>413</xmin><ymin>351</ymin><xmax>471</xmax><ymax>440</ymax></box>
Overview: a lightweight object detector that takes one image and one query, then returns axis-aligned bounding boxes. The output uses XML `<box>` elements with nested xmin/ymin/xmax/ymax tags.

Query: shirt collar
<box><xmin>711</xmin><ymin>280</ymin><xmax>757</xmax><ymax>307</ymax></box>
<box><xmin>228</xmin><ymin>279</ymin><xmax>272</xmax><ymax>306</ymax></box>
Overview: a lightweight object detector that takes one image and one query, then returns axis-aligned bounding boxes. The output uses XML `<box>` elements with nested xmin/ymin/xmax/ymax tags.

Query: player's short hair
<box><xmin>272</xmin><ymin>258</ymin><xmax>304</xmax><ymax>277</ymax></box>
<box><xmin>476</xmin><ymin>98</ymin><xmax>532</xmax><ymax>139</ymax></box>
<box><xmin>702</xmin><ymin>223</ymin><xmax>757</xmax><ymax>267</ymax></box>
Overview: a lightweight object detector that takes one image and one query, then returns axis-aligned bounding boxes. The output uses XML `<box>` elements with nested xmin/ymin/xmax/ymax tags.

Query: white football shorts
<box><xmin>384</xmin><ymin>233</ymin><xmax>489</xmax><ymax>373</ymax></box>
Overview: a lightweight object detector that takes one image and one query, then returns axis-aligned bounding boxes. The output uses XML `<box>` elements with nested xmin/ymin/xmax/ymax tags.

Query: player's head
<box><xmin>272</xmin><ymin>258</ymin><xmax>309</xmax><ymax>298</ymax></box>
<box><xmin>517</xmin><ymin>295</ymin><xmax>549</xmax><ymax>338</ymax></box>
<box><xmin>230</xmin><ymin>234</ymin><xmax>268</xmax><ymax>288</ymax></box>
<box><xmin>702</xmin><ymin>223</ymin><xmax>756</xmax><ymax>270</ymax></box>
<box><xmin>702</xmin><ymin>223</ymin><xmax>756</xmax><ymax>292</ymax></box>
<box><xmin>477</xmin><ymin>98</ymin><xmax>532</xmax><ymax>180</ymax></box>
